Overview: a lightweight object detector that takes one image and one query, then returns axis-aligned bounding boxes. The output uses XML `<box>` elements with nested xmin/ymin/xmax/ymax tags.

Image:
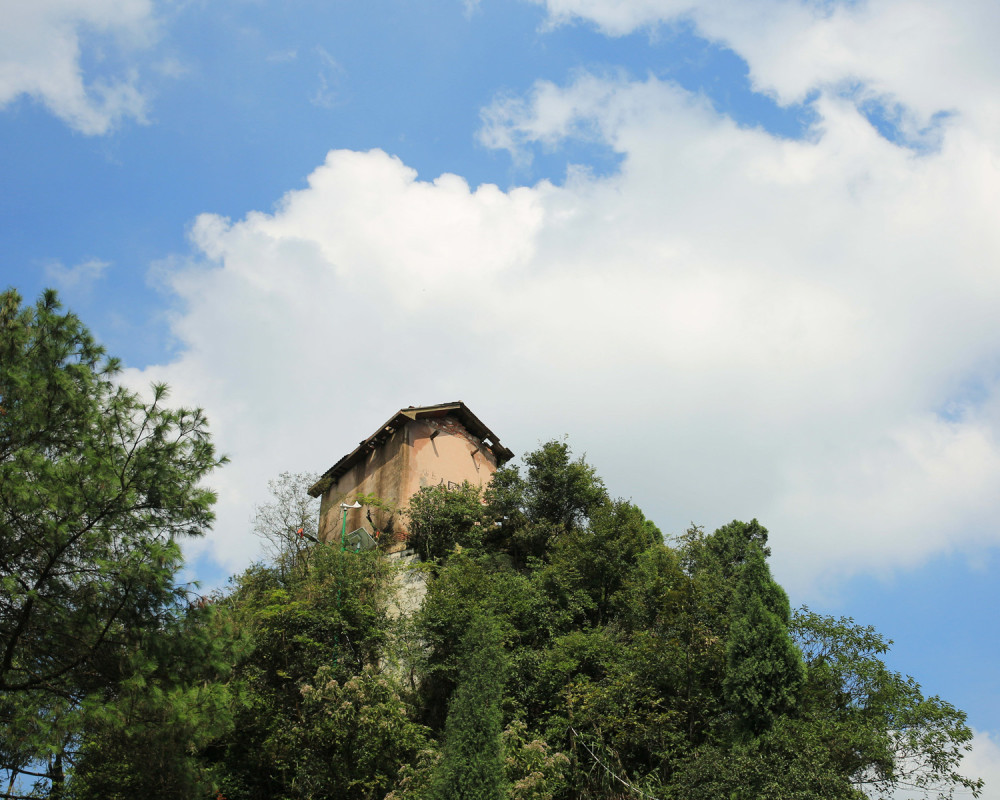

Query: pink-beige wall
<box><xmin>403</xmin><ymin>417</ymin><xmax>500</xmax><ymax>500</ymax></box>
<box><xmin>317</xmin><ymin>427</ymin><xmax>410</xmax><ymax>545</ymax></box>
<box><xmin>317</xmin><ymin>415</ymin><xmax>502</xmax><ymax>549</ymax></box>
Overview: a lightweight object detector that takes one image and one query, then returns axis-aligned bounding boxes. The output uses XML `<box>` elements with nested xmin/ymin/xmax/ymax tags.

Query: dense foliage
<box><xmin>0</xmin><ymin>293</ymin><xmax>982</xmax><ymax>798</ymax></box>
<box><xmin>187</xmin><ymin>443</ymin><xmax>978</xmax><ymax>800</ymax></box>
<box><xmin>0</xmin><ymin>290</ymin><xmax>226</xmax><ymax>797</ymax></box>
<box><xmin>429</xmin><ymin>615</ymin><xmax>507</xmax><ymax>800</ymax></box>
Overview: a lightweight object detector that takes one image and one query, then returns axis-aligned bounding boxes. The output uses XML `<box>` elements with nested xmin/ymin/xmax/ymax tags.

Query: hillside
<box><xmin>66</xmin><ymin>442</ymin><xmax>983</xmax><ymax>799</ymax></box>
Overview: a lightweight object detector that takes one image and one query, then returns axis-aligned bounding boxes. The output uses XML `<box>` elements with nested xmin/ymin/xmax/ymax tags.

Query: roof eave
<box><xmin>308</xmin><ymin>402</ymin><xmax>513</xmax><ymax>497</ymax></box>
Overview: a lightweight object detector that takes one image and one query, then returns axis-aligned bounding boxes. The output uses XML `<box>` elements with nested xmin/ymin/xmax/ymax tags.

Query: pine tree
<box><xmin>0</xmin><ymin>289</ymin><xmax>225</xmax><ymax>793</ymax></box>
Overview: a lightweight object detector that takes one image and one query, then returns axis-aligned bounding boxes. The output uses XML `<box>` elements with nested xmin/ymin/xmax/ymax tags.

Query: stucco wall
<box><xmin>316</xmin><ymin>414</ymin><xmax>502</xmax><ymax>548</ymax></box>
<box><xmin>403</xmin><ymin>417</ymin><xmax>500</xmax><ymax>501</ymax></box>
<box><xmin>317</xmin><ymin>426</ymin><xmax>410</xmax><ymax>544</ymax></box>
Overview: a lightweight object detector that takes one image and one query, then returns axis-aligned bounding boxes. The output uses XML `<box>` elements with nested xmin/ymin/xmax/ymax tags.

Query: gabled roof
<box><xmin>308</xmin><ymin>402</ymin><xmax>513</xmax><ymax>497</ymax></box>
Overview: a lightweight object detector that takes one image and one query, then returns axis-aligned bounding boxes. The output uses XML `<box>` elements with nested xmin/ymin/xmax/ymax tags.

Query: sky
<box><xmin>3</xmin><ymin>0</ymin><xmax>1000</xmax><ymax>793</ymax></box>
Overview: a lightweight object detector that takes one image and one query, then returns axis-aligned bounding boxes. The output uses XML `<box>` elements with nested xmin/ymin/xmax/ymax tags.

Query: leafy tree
<box><xmin>701</xmin><ymin>518</ymin><xmax>770</xmax><ymax>571</ymax></box>
<box><xmin>523</xmin><ymin>439</ymin><xmax>607</xmax><ymax>531</ymax></box>
<box><xmin>416</xmin><ymin>551</ymin><xmax>543</xmax><ymax>730</ymax></box>
<box><xmin>792</xmin><ymin>609</ymin><xmax>983</xmax><ymax>800</ymax></box>
<box><xmin>676</xmin><ymin>519</ymin><xmax>771</xmax><ymax>616</ymax></box>
<box><xmin>669</xmin><ymin>719</ymin><xmax>865</xmax><ymax>800</ymax></box>
<box><xmin>251</xmin><ymin>471</ymin><xmax>319</xmax><ymax>578</ymax></box>
<box><xmin>501</xmin><ymin>720</ymin><xmax>570</xmax><ymax>800</ymax></box>
<box><xmin>207</xmin><ymin>544</ymin><xmax>403</xmax><ymax>799</ymax></box>
<box><xmin>430</xmin><ymin>614</ymin><xmax>507</xmax><ymax>800</ymax></box>
<box><xmin>281</xmin><ymin>665</ymin><xmax>430</xmax><ymax>800</ymax></box>
<box><xmin>384</xmin><ymin>747</ymin><xmax>441</xmax><ymax>800</ymax></box>
<box><xmin>486</xmin><ymin>441</ymin><xmax>609</xmax><ymax>566</ymax></box>
<box><xmin>10</xmin><ymin>418</ymin><xmax>972</xmax><ymax>800</ymax></box>
<box><xmin>0</xmin><ymin>289</ymin><xmax>225</xmax><ymax>793</ymax></box>
<box><xmin>538</xmin><ymin>500</ymin><xmax>661</xmax><ymax>628</ymax></box>
<box><xmin>407</xmin><ymin>481</ymin><xmax>488</xmax><ymax>562</ymax></box>
<box><xmin>406</xmin><ymin>446</ymin><xmax>982</xmax><ymax>800</ymax></box>
<box><xmin>669</xmin><ymin>600</ymin><xmax>984</xmax><ymax>800</ymax></box>
<box><xmin>669</xmin><ymin>522</ymin><xmax>772</xmax><ymax>743</ymax></box>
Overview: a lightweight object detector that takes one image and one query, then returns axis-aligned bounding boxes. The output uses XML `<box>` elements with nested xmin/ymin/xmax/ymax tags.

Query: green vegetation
<box><xmin>0</xmin><ymin>289</ymin><xmax>226</xmax><ymax>797</ymax></box>
<box><xmin>429</xmin><ymin>614</ymin><xmax>507</xmax><ymax>800</ymax></box>
<box><xmin>0</xmin><ymin>291</ymin><xmax>982</xmax><ymax>799</ymax></box>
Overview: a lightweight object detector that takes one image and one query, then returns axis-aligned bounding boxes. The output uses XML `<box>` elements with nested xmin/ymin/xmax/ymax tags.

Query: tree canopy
<box><xmin>0</xmin><ymin>289</ymin><xmax>226</xmax><ymax>796</ymax></box>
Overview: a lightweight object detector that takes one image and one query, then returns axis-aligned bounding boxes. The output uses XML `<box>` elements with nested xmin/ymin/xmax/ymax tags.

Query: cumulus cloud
<box><xmin>0</xmin><ymin>0</ymin><xmax>156</xmax><ymax>134</ymax></box>
<box><xmin>128</xmin><ymin>2</ymin><xmax>1000</xmax><ymax>601</ymax></box>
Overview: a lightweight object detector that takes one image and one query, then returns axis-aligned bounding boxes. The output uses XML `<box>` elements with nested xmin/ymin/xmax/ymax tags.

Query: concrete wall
<box><xmin>385</xmin><ymin>548</ymin><xmax>428</xmax><ymax>619</ymax></box>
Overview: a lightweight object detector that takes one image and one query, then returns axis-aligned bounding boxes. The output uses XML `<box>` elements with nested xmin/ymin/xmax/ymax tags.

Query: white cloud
<box><xmin>530</xmin><ymin>0</ymin><xmax>1000</xmax><ymax>139</ymax></box>
<box><xmin>311</xmin><ymin>46</ymin><xmax>345</xmax><ymax>109</ymax></box>
<box><xmin>266</xmin><ymin>49</ymin><xmax>298</xmax><ymax>64</ymax></box>
<box><xmin>128</xmin><ymin>5</ymin><xmax>1000</xmax><ymax>599</ymax></box>
<box><xmin>0</xmin><ymin>0</ymin><xmax>156</xmax><ymax>134</ymax></box>
<box><xmin>44</xmin><ymin>258</ymin><xmax>110</xmax><ymax>293</ymax></box>
<box><xmin>960</xmin><ymin>730</ymin><xmax>1000</xmax><ymax>800</ymax></box>
<box><xmin>154</xmin><ymin>55</ymin><xmax>189</xmax><ymax>79</ymax></box>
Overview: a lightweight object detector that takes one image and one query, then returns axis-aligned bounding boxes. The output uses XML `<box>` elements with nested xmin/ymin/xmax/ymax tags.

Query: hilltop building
<box><xmin>308</xmin><ymin>402</ymin><xmax>512</xmax><ymax>552</ymax></box>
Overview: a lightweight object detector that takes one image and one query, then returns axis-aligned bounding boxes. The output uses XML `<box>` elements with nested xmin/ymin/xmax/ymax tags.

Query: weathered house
<box><xmin>308</xmin><ymin>402</ymin><xmax>512</xmax><ymax>552</ymax></box>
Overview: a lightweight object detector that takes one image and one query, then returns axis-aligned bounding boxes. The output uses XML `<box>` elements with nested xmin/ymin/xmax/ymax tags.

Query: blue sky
<box><xmin>4</xmin><ymin>0</ymin><xmax>1000</xmax><ymax>791</ymax></box>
